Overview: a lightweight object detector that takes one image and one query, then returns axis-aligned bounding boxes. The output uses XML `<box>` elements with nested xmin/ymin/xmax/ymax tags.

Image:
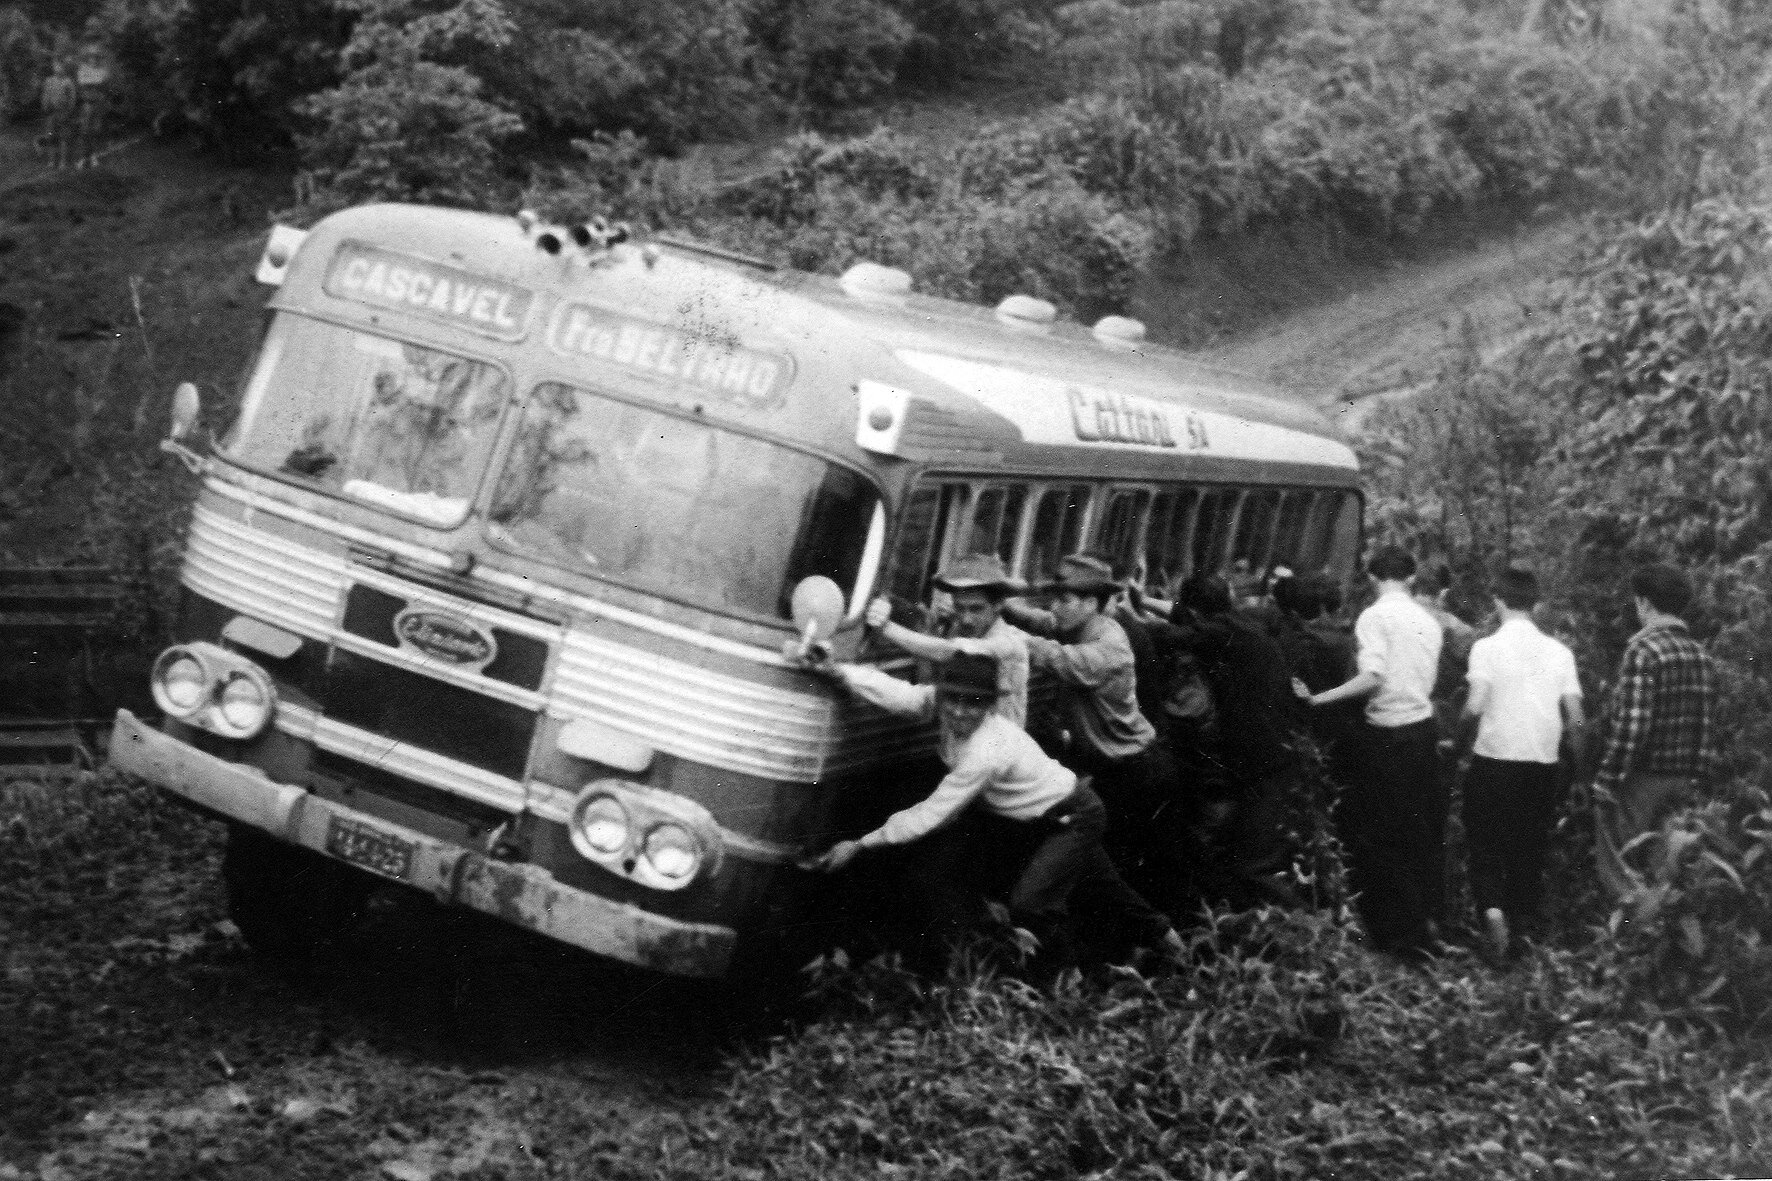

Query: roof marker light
<box><xmin>1092</xmin><ymin>315</ymin><xmax>1147</xmax><ymax>347</ymax></box>
<box><xmin>516</xmin><ymin>209</ymin><xmax>538</xmax><ymax>233</ymax></box>
<box><xmin>856</xmin><ymin>381</ymin><xmax>914</xmax><ymax>455</ymax></box>
<box><xmin>840</xmin><ymin>262</ymin><xmax>912</xmax><ymax>301</ymax></box>
<box><xmin>995</xmin><ymin>294</ymin><xmax>1057</xmax><ymax>330</ymax></box>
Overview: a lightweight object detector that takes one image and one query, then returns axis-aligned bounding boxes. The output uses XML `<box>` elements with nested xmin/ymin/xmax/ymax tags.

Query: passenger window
<box><xmin>884</xmin><ymin>484</ymin><xmax>942</xmax><ymax>608</ymax></box>
<box><xmin>1026</xmin><ymin>483</ymin><xmax>1090</xmax><ymax>581</ymax></box>
<box><xmin>1096</xmin><ymin>489</ymin><xmax>1151</xmax><ymax>574</ymax></box>
<box><xmin>926</xmin><ymin>484</ymin><xmax>972</xmax><ymax>593</ymax></box>
<box><xmin>966</xmin><ymin>483</ymin><xmax>1028</xmax><ymax>562</ymax></box>
<box><xmin>1272</xmin><ymin>490</ymin><xmax>1314</xmax><ymax>570</ymax></box>
<box><xmin>1230</xmin><ymin>489</ymin><xmax>1280</xmax><ymax>572</ymax></box>
<box><xmin>1191</xmin><ymin>488</ymin><xmax>1233</xmax><ymax>573</ymax></box>
<box><xmin>1324</xmin><ymin>491</ymin><xmax>1363</xmax><ymax>579</ymax></box>
<box><xmin>1147</xmin><ymin>487</ymin><xmax>1201</xmax><ymax>590</ymax></box>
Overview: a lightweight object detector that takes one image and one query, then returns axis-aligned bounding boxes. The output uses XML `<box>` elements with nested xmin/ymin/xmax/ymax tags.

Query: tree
<box><xmin>296</xmin><ymin>0</ymin><xmax>523</xmax><ymax>208</ymax></box>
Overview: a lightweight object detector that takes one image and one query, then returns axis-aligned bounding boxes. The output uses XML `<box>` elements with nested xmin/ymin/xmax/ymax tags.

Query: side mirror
<box><xmin>169</xmin><ymin>382</ymin><xmax>201</xmax><ymax>441</ymax></box>
<box><xmin>161</xmin><ymin>382</ymin><xmax>207</xmax><ymax>473</ymax></box>
<box><xmin>784</xmin><ymin>575</ymin><xmax>845</xmax><ymax>664</ymax></box>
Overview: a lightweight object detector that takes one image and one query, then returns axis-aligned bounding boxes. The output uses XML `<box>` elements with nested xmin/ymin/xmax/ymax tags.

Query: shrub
<box><xmin>763</xmin><ymin>0</ymin><xmax>916</xmax><ymax>112</ymax></box>
<box><xmin>96</xmin><ymin>0</ymin><xmax>356</xmax><ymax>149</ymax></box>
<box><xmin>295</xmin><ymin>0</ymin><xmax>524</xmax><ymax>209</ymax></box>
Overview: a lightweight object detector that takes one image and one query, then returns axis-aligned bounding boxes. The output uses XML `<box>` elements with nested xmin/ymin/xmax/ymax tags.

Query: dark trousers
<box><xmin>1081</xmin><ymin>742</ymin><xmax>1199</xmax><ymax>921</ymax></box>
<box><xmin>1463</xmin><ymin>756</ymin><xmax>1560</xmax><ymax>922</ymax></box>
<box><xmin>896</xmin><ymin>785</ymin><xmax>1171</xmax><ymax>966</ymax></box>
<box><xmin>1337</xmin><ymin>719</ymin><xmax>1446</xmax><ymax>953</ymax></box>
<box><xmin>1218</xmin><ymin>761</ymin><xmax>1301</xmax><ymax>910</ymax></box>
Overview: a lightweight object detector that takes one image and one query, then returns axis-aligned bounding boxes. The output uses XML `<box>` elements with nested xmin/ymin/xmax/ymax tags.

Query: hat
<box><xmin>1043</xmin><ymin>554</ymin><xmax>1120</xmax><ymax>596</ymax></box>
<box><xmin>934</xmin><ymin>652</ymin><xmax>1001</xmax><ymax>700</ymax></box>
<box><xmin>933</xmin><ymin>552</ymin><xmax>1022</xmax><ymax>595</ymax></box>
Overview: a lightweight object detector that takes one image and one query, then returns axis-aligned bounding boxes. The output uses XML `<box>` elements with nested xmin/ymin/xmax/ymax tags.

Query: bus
<box><xmin>109</xmin><ymin>203</ymin><xmax>1360</xmax><ymax>980</ymax></box>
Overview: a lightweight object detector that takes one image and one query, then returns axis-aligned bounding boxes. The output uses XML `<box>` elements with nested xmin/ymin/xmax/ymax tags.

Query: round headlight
<box><xmin>642</xmin><ymin>823</ymin><xmax>701</xmax><ymax>883</ymax></box>
<box><xmin>573</xmin><ymin>795</ymin><xmax>630</xmax><ymax>859</ymax></box>
<box><xmin>217</xmin><ymin>671</ymin><xmax>271</xmax><ymax>736</ymax></box>
<box><xmin>160</xmin><ymin>655</ymin><xmax>208</xmax><ymax>712</ymax></box>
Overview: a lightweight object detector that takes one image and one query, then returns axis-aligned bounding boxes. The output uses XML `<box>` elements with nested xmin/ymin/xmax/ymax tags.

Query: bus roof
<box><xmin>272</xmin><ymin>204</ymin><xmax>1358</xmax><ymax>487</ymax></box>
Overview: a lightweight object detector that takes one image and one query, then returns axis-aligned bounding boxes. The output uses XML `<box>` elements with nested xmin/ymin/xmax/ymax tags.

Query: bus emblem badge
<box><xmin>393</xmin><ymin>607</ymin><xmax>498</xmax><ymax>667</ymax></box>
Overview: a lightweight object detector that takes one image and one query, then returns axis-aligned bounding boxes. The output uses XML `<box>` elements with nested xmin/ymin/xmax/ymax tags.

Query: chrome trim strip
<box><xmin>206</xmin><ymin>474</ymin><xmax>456</xmax><ymax>570</ymax></box>
<box><xmin>276</xmin><ymin>702</ymin><xmax>526</xmax><ymax>813</ymax></box>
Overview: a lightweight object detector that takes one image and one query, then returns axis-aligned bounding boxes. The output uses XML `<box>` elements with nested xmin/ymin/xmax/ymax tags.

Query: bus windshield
<box><xmin>487</xmin><ymin>383</ymin><xmax>879</xmax><ymax>620</ymax></box>
<box><xmin>223</xmin><ymin>315</ymin><xmax>509</xmax><ymax>528</ymax></box>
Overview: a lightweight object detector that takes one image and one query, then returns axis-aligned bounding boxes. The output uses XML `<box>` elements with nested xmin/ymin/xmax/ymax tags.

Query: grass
<box><xmin>6</xmin><ymin>769</ymin><xmax>1772</xmax><ymax>1180</ymax></box>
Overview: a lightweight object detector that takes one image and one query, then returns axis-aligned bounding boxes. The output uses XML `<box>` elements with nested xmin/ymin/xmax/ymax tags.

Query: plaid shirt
<box><xmin>1594</xmin><ymin>620</ymin><xmax>1717</xmax><ymax>792</ymax></box>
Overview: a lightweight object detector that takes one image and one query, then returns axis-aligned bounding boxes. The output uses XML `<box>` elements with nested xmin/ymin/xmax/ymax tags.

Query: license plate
<box><xmin>325</xmin><ymin>816</ymin><xmax>414</xmax><ymax>881</ymax></box>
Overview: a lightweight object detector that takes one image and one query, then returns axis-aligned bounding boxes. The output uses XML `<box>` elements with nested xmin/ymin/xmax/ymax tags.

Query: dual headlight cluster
<box><xmin>569</xmin><ymin>781</ymin><xmax>717</xmax><ymax>891</ymax></box>
<box><xmin>151</xmin><ymin>642</ymin><xmax>277</xmax><ymax>740</ymax></box>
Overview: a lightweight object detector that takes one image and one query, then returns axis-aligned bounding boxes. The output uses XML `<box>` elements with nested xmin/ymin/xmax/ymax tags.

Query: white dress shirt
<box><xmin>1355</xmin><ymin>587</ymin><xmax>1443</xmax><ymax>727</ymax></box>
<box><xmin>1468</xmin><ymin>617</ymin><xmax>1581</xmax><ymax>764</ymax></box>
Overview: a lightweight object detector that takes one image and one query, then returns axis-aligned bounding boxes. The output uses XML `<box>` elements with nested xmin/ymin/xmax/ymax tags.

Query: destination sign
<box><xmin>1068</xmin><ymin>387</ymin><xmax>1208</xmax><ymax>450</ymax></box>
<box><xmin>547</xmin><ymin>303</ymin><xmax>793</xmax><ymax>409</ymax></box>
<box><xmin>325</xmin><ymin>243</ymin><xmax>533</xmax><ymax>339</ymax></box>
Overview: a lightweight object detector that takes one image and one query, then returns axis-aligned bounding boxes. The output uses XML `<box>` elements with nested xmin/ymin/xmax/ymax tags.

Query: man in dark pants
<box><xmin>1271</xmin><ymin>572</ymin><xmax>1360</xmax><ymax>787</ymax></box>
<box><xmin>1003</xmin><ymin>554</ymin><xmax>1191</xmax><ymax>921</ymax></box>
<box><xmin>1297</xmin><ymin>547</ymin><xmax>1445</xmax><ymax>960</ymax></box>
<box><xmin>1458</xmin><ymin>567</ymin><xmax>1584</xmax><ymax>960</ymax></box>
<box><xmin>1154</xmin><ymin>572</ymin><xmax>1303</xmax><ymax>909</ymax></box>
<box><xmin>808</xmin><ymin>652</ymin><xmax>1184</xmax><ymax>969</ymax></box>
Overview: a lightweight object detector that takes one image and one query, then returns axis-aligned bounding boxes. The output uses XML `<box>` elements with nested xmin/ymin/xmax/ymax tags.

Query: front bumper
<box><xmin>108</xmin><ymin>710</ymin><xmax>736</xmax><ymax>978</ymax></box>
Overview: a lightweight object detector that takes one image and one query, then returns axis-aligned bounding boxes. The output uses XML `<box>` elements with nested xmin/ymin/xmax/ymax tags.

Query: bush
<box><xmin>295</xmin><ymin>0</ymin><xmax>524</xmax><ymax>209</ymax></box>
<box><xmin>530</xmin><ymin>908</ymin><xmax>1772</xmax><ymax>1179</ymax></box>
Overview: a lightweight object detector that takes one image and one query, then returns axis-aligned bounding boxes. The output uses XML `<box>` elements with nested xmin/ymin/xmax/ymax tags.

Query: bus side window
<box><xmin>1230</xmin><ymin>488</ymin><xmax>1279</xmax><ymax>575</ymax></box>
<box><xmin>1191</xmin><ymin>487</ymin><xmax>1233</xmax><ymax>575</ymax></box>
<box><xmin>1096</xmin><ymin>488</ymin><xmax>1151</xmax><ymax>576</ymax></box>
<box><xmin>1026</xmin><ymin>483</ymin><xmax>1090</xmax><ymax>582</ymax></box>
<box><xmin>1146</xmin><ymin>486</ymin><xmax>1200</xmax><ymax>592</ymax></box>
<box><xmin>881</xmin><ymin>484</ymin><xmax>942</xmax><ymax>622</ymax></box>
<box><xmin>966</xmin><ymin>483</ymin><xmax>1028</xmax><ymax>563</ymax></box>
<box><xmin>1272</xmin><ymin>489</ymin><xmax>1314</xmax><ymax>572</ymax></box>
<box><xmin>1323</xmin><ymin>490</ymin><xmax>1362</xmax><ymax>580</ymax></box>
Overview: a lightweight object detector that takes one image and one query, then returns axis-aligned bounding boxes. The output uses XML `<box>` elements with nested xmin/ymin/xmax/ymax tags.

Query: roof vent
<box><xmin>995</xmin><ymin>294</ymin><xmax>1057</xmax><ymax>331</ymax></box>
<box><xmin>1092</xmin><ymin>315</ymin><xmax>1147</xmax><ymax>348</ymax></box>
<box><xmin>840</xmin><ymin>262</ymin><xmax>912</xmax><ymax>301</ymax></box>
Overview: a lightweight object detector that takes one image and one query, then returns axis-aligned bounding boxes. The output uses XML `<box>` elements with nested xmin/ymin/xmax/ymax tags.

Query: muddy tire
<box><xmin>221</xmin><ymin>824</ymin><xmax>373</xmax><ymax>966</ymax></box>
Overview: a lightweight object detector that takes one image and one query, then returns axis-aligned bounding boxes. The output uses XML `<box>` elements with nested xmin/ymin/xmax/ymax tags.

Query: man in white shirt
<box><xmin>808</xmin><ymin>652</ymin><xmax>1182</xmax><ymax>969</ymax></box>
<box><xmin>1460</xmin><ymin>568</ymin><xmax>1583</xmax><ymax>960</ymax></box>
<box><xmin>1298</xmin><ymin>546</ymin><xmax>1445</xmax><ymax>960</ymax></box>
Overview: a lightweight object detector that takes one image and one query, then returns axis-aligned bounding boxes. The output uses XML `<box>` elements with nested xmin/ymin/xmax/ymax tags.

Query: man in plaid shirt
<box><xmin>1594</xmin><ymin>563</ymin><xmax>1718</xmax><ymax>840</ymax></box>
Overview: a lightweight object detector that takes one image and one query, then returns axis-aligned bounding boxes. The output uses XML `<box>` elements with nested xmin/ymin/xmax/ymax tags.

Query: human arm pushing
<box><xmin>866</xmin><ymin>596</ymin><xmax>968</xmax><ymax>664</ymax></box>
<box><xmin>806</xmin><ymin>731</ymin><xmax>1000</xmax><ymax>871</ymax></box>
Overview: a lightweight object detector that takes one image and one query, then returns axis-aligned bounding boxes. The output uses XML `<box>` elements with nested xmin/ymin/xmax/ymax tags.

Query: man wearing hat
<box><xmin>808</xmin><ymin>651</ymin><xmax>1183</xmax><ymax>966</ymax></box>
<box><xmin>1002</xmin><ymin>554</ymin><xmax>1189</xmax><ymax>916</ymax></box>
<box><xmin>865</xmin><ymin>552</ymin><xmax>1029</xmax><ymax>727</ymax></box>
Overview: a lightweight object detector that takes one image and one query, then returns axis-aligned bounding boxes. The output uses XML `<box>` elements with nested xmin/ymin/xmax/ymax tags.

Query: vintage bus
<box><xmin>109</xmin><ymin>203</ymin><xmax>1360</xmax><ymax>980</ymax></box>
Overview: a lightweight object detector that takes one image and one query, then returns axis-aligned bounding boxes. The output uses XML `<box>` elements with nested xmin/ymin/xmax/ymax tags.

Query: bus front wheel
<box><xmin>221</xmin><ymin>824</ymin><xmax>373</xmax><ymax>967</ymax></box>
